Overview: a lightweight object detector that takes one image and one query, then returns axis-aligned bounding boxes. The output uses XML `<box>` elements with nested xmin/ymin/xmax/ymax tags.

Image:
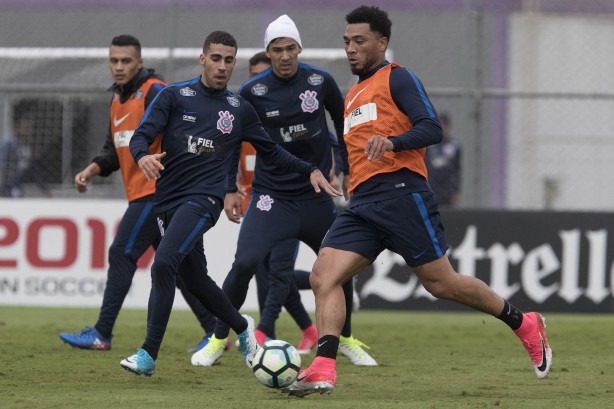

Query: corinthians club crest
<box><xmin>299</xmin><ymin>90</ymin><xmax>319</xmax><ymax>113</ymax></box>
<box><xmin>217</xmin><ymin>110</ymin><xmax>234</xmax><ymax>134</ymax></box>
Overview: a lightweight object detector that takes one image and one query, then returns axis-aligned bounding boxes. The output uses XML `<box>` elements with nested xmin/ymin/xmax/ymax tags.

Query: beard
<box><xmin>349</xmin><ymin>55</ymin><xmax>376</xmax><ymax>76</ymax></box>
<box><xmin>350</xmin><ymin>65</ymin><xmax>361</xmax><ymax>75</ymax></box>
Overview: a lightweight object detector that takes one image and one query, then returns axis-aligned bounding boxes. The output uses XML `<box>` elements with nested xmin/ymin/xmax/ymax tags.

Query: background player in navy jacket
<box><xmin>196</xmin><ymin>15</ymin><xmax>376</xmax><ymax>367</ymax></box>
<box><xmin>58</xmin><ymin>34</ymin><xmax>222</xmax><ymax>353</ymax></box>
<box><xmin>121</xmin><ymin>30</ymin><xmax>338</xmax><ymax>376</ymax></box>
<box><xmin>235</xmin><ymin>52</ymin><xmax>319</xmax><ymax>353</ymax></box>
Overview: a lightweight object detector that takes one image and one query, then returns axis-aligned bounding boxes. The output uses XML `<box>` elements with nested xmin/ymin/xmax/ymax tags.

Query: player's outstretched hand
<box><xmin>365</xmin><ymin>135</ymin><xmax>393</xmax><ymax>161</ymax></box>
<box><xmin>74</xmin><ymin>170</ymin><xmax>91</xmax><ymax>193</ymax></box>
<box><xmin>74</xmin><ymin>163</ymin><xmax>101</xmax><ymax>193</ymax></box>
<box><xmin>138</xmin><ymin>152</ymin><xmax>166</xmax><ymax>181</ymax></box>
<box><xmin>224</xmin><ymin>192</ymin><xmax>244</xmax><ymax>224</ymax></box>
<box><xmin>310</xmin><ymin>169</ymin><xmax>342</xmax><ymax>197</ymax></box>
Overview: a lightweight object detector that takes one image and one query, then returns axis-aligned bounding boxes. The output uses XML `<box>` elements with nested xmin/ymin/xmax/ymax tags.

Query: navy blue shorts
<box><xmin>238</xmin><ymin>191</ymin><xmax>337</xmax><ymax>257</ymax></box>
<box><xmin>321</xmin><ymin>191</ymin><xmax>448</xmax><ymax>267</ymax></box>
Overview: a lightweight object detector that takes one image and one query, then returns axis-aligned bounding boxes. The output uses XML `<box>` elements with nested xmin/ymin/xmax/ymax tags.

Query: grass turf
<box><xmin>0</xmin><ymin>307</ymin><xmax>612</xmax><ymax>408</ymax></box>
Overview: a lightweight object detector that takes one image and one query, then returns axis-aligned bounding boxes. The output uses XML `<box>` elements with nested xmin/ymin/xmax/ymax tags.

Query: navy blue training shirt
<box><xmin>130</xmin><ymin>76</ymin><xmax>317</xmax><ymax>214</ymax></box>
<box><xmin>238</xmin><ymin>63</ymin><xmax>348</xmax><ymax>200</ymax></box>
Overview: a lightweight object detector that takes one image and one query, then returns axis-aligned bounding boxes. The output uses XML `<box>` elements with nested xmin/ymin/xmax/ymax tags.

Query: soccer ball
<box><xmin>252</xmin><ymin>340</ymin><xmax>301</xmax><ymax>388</ymax></box>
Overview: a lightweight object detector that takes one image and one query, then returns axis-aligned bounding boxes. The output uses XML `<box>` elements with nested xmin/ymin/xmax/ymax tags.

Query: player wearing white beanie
<box><xmin>206</xmin><ymin>11</ymin><xmax>378</xmax><ymax>371</ymax></box>
<box><xmin>264</xmin><ymin>14</ymin><xmax>303</xmax><ymax>50</ymax></box>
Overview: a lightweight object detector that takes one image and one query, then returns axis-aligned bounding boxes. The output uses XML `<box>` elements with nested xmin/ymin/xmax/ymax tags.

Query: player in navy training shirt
<box><xmin>58</xmin><ymin>34</ymin><xmax>220</xmax><ymax>354</ymax></box>
<box><xmin>196</xmin><ymin>15</ymin><xmax>377</xmax><ymax>367</ymax></box>
<box><xmin>120</xmin><ymin>30</ymin><xmax>339</xmax><ymax>376</ymax></box>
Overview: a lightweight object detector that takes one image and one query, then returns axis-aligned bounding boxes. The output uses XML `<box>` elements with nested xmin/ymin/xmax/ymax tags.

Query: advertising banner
<box><xmin>358</xmin><ymin>210</ymin><xmax>614</xmax><ymax>312</ymax></box>
<box><xmin>1</xmin><ymin>200</ymin><xmax>612</xmax><ymax>312</ymax></box>
<box><xmin>0</xmin><ymin>199</ymin><xmax>268</xmax><ymax>310</ymax></box>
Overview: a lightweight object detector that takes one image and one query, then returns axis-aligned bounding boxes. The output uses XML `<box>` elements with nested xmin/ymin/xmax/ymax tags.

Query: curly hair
<box><xmin>345</xmin><ymin>6</ymin><xmax>391</xmax><ymax>40</ymax></box>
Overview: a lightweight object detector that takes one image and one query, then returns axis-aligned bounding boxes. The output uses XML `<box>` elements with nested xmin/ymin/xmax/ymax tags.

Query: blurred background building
<box><xmin>1</xmin><ymin>0</ymin><xmax>613</xmax><ymax>210</ymax></box>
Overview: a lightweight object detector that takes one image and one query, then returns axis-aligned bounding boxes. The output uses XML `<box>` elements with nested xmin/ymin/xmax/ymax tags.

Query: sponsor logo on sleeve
<box><xmin>307</xmin><ymin>73</ymin><xmax>324</xmax><ymax>86</ymax></box>
<box><xmin>251</xmin><ymin>83</ymin><xmax>268</xmax><ymax>96</ymax></box>
<box><xmin>227</xmin><ymin>96</ymin><xmax>240</xmax><ymax>107</ymax></box>
<box><xmin>180</xmin><ymin>87</ymin><xmax>196</xmax><ymax>96</ymax></box>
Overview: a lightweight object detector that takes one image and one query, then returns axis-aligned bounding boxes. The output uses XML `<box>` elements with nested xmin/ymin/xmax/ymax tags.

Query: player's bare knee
<box><xmin>308</xmin><ymin>272</ymin><xmax>319</xmax><ymax>292</ymax></box>
<box><xmin>309</xmin><ymin>265</ymin><xmax>333</xmax><ymax>295</ymax></box>
<box><xmin>309</xmin><ymin>266</ymin><xmax>323</xmax><ymax>289</ymax></box>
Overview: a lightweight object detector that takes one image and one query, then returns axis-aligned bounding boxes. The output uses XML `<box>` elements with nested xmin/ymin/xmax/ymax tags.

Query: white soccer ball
<box><xmin>252</xmin><ymin>339</ymin><xmax>301</xmax><ymax>388</ymax></box>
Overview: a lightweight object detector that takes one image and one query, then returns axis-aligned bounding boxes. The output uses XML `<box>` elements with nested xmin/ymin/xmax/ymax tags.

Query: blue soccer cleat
<box><xmin>188</xmin><ymin>332</ymin><xmax>233</xmax><ymax>353</ymax></box>
<box><xmin>59</xmin><ymin>326</ymin><xmax>112</xmax><ymax>351</ymax></box>
<box><xmin>120</xmin><ymin>348</ymin><xmax>156</xmax><ymax>376</ymax></box>
<box><xmin>187</xmin><ymin>332</ymin><xmax>213</xmax><ymax>353</ymax></box>
<box><xmin>237</xmin><ymin>314</ymin><xmax>258</xmax><ymax>368</ymax></box>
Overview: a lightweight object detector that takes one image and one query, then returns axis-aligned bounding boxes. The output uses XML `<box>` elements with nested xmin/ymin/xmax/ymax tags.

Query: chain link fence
<box><xmin>1</xmin><ymin>0</ymin><xmax>613</xmax><ymax>210</ymax></box>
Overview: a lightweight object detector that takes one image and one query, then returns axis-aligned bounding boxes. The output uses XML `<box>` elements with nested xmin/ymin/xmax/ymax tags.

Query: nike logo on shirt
<box><xmin>346</xmin><ymin>87</ymin><xmax>368</xmax><ymax>110</ymax></box>
<box><xmin>114</xmin><ymin>113</ymin><xmax>131</xmax><ymax>127</ymax></box>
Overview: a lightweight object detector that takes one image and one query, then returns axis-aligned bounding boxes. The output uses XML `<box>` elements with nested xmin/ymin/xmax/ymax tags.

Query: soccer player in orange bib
<box><xmin>285</xmin><ymin>6</ymin><xmax>552</xmax><ymax>396</ymax></box>
<box><xmin>59</xmin><ymin>35</ymin><xmax>222</xmax><ymax>353</ymax></box>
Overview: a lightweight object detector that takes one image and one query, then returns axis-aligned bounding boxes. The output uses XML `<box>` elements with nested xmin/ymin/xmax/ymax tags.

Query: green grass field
<box><xmin>1</xmin><ymin>307</ymin><xmax>612</xmax><ymax>409</ymax></box>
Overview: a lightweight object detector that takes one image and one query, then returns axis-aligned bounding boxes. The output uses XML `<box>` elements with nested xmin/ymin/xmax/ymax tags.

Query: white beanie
<box><xmin>264</xmin><ymin>14</ymin><xmax>302</xmax><ymax>50</ymax></box>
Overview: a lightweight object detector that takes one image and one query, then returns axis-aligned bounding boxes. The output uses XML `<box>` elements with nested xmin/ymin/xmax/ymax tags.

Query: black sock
<box><xmin>496</xmin><ymin>300</ymin><xmax>523</xmax><ymax>331</ymax></box>
<box><xmin>314</xmin><ymin>335</ymin><xmax>339</xmax><ymax>360</ymax></box>
<box><xmin>341</xmin><ymin>280</ymin><xmax>352</xmax><ymax>337</ymax></box>
<box><xmin>141</xmin><ymin>344</ymin><xmax>158</xmax><ymax>361</ymax></box>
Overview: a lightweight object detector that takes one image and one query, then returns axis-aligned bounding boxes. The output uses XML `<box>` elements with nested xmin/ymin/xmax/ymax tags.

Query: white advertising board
<box><xmin>0</xmin><ymin>199</ymin><xmax>317</xmax><ymax>311</ymax></box>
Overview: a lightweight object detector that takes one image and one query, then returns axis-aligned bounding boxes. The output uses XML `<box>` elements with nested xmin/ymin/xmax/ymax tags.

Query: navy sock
<box><xmin>341</xmin><ymin>280</ymin><xmax>353</xmax><ymax>337</ymax></box>
<box><xmin>141</xmin><ymin>344</ymin><xmax>158</xmax><ymax>361</ymax></box>
<box><xmin>94</xmin><ymin>325</ymin><xmax>112</xmax><ymax>340</ymax></box>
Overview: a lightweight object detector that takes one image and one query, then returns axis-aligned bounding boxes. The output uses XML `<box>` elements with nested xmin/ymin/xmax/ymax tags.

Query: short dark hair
<box><xmin>203</xmin><ymin>31</ymin><xmax>237</xmax><ymax>53</ymax></box>
<box><xmin>249</xmin><ymin>51</ymin><xmax>271</xmax><ymax>68</ymax></box>
<box><xmin>111</xmin><ymin>34</ymin><xmax>142</xmax><ymax>57</ymax></box>
<box><xmin>346</xmin><ymin>6</ymin><xmax>391</xmax><ymax>40</ymax></box>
